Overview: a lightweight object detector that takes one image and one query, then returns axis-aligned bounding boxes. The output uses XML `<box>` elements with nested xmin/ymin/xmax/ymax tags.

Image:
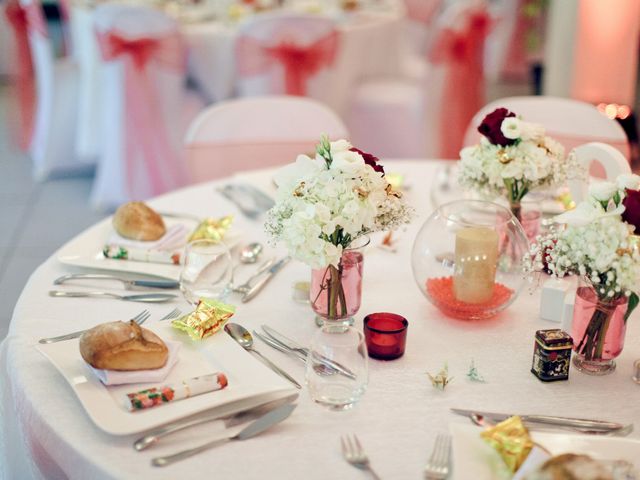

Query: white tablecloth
<box><xmin>2</xmin><ymin>160</ymin><xmax>640</xmax><ymax>479</ymax></box>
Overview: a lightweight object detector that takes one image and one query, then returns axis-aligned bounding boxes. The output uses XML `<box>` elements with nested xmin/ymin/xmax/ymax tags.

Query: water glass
<box><xmin>305</xmin><ymin>324</ymin><xmax>368</xmax><ymax>411</ymax></box>
<box><xmin>180</xmin><ymin>240</ymin><xmax>233</xmax><ymax>305</ymax></box>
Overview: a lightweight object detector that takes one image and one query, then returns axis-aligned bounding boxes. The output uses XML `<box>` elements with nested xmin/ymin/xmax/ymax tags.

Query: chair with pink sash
<box><xmin>347</xmin><ymin>0</ymin><xmax>491</xmax><ymax>159</ymax></box>
<box><xmin>90</xmin><ymin>4</ymin><xmax>204</xmax><ymax>210</ymax></box>
<box><xmin>17</xmin><ymin>0</ymin><xmax>84</xmax><ymax>179</ymax></box>
<box><xmin>184</xmin><ymin>96</ymin><xmax>348</xmax><ymax>181</ymax></box>
<box><xmin>462</xmin><ymin>96</ymin><xmax>631</xmax><ymax>163</ymax></box>
<box><xmin>235</xmin><ymin>13</ymin><xmax>340</xmax><ymax>103</ymax></box>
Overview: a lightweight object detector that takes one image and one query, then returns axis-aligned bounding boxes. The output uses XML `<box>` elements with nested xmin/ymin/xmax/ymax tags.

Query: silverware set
<box><xmin>217</xmin><ymin>183</ymin><xmax>275</xmax><ymax>220</ymax></box>
<box><xmin>231</xmin><ymin>256</ymin><xmax>290</xmax><ymax>303</ymax></box>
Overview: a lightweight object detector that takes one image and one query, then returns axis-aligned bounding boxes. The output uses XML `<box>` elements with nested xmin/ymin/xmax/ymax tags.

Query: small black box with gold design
<box><xmin>531</xmin><ymin>329</ymin><xmax>573</xmax><ymax>382</ymax></box>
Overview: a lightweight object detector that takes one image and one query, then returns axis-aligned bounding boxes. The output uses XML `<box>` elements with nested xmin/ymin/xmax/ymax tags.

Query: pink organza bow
<box><xmin>5</xmin><ymin>1</ymin><xmax>46</xmax><ymax>150</ymax></box>
<box><xmin>96</xmin><ymin>30</ymin><xmax>189</xmax><ymax>198</ymax></box>
<box><xmin>429</xmin><ymin>9</ymin><xmax>492</xmax><ymax>159</ymax></box>
<box><xmin>236</xmin><ymin>30</ymin><xmax>339</xmax><ymax>96</ymax></box>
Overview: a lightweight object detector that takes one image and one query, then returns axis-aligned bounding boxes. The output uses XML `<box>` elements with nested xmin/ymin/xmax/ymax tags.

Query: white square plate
<box><xmin>56</xmin><ymin>216</ymin><xmax>242</xmax><ymax>281</ymax></box>
<box><xmin>35</xmin><ymin>323</ymin><xmax>296</xmax><ymax>435</ymax></box>
<box><xmin>450</xmin><ymin>423</ymin><xmax>640</xmax><ymax>480</ymax></box>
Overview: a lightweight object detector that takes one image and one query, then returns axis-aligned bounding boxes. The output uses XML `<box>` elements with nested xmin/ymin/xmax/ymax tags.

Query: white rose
<box><xmin>330</xmin><ymin>139</ymin><xmax>352</xmax><ymax>153</ymax></box>
<box><xmin>273</xmin><ymin>154</ymin><xmax>320</xmax><ymax>187</ymax></box>
<box><xmin>331</xmin><ymin>149</ymin><xmax>364</xmax><ymax>172</ymax></box>
<box><xmin>589</xmin><ymin>181</ymin><xmax>618</xmax><ymax>202</ymax></box>
<box><xmin>500</xmin><ymin>117</ymin><xmax>522</xmax><ymax>140</ymax></box>
<box><xmin>617</xmin><ymin>173</ymin><xmax>640</xmax><ymax>191</ymax></box>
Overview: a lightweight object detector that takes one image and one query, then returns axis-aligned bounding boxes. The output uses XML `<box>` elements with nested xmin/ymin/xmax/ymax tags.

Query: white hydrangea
<box><xmin>266</xmin><ymin>138</ymin><xmax>414</xmax><ymax>268</ymax></box>
<box><xmin>459</xmin><ymin>117</ymin><xmax>584</xmax><ymax>205</ymax></box>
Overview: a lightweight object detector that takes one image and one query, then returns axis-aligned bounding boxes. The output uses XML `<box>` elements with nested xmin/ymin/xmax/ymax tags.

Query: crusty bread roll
<box><xmin>79</xmin><ymin>321</ymin><xmax>169</xmax><ymax>371</ymax></box>
<box><xmin>113</xmin><ymin>202</ymin><xmax>166</xmax><ymax>241</ymax></box>
<box><xmin>524</xmin><ymin>454</ymin><xmax>613</xmax><ymax>480</ymax></box>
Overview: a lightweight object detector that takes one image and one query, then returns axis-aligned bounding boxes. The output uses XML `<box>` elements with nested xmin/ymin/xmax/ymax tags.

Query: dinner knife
<box><xmin>54</xmin><ymin>273</ymin><xmax>179</xmax><ymax>289</ymax></box>
<box><xmin>241</xmin><ymin>256</ymin><xmax>291</xmax><ymax>303</ymax></box>
<box><xmin>49</xmin><ymin>290</ymin><xmax>177</xmax><ymax>302</ymax></box>
<box><xmin>450</xmin><ymin>408</ymin><xmax>626</xmax><ymax>431</ymax></box>
<box><xmin>133</xmin><ymin>393</ymin><xmax>299</xmax><ymax>451</ymax></box>
<box><xmin>152</xmin><ymin>403</ymin><xmax>296</xmax><ymax>467</ymax></box>
<box><xmin>261</xmin><ymin>325</ymin><xmax>357</xmax><ymax>380</ymax></box>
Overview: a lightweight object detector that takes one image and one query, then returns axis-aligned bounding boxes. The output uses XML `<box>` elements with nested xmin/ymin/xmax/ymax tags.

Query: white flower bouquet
<box><xmin>265</xmin><ymin>136</ymin><xmax>413</xmax><ymax>321</ymax></box>
<box><xmin>525</xmin><ymin>174</ymin><xmax>640</xmax><ymax>368</ymax></box>
<box><xmin>459</xmin><ymin>108</ymin><xmax>582</xmax><ymax>221</ymax></box>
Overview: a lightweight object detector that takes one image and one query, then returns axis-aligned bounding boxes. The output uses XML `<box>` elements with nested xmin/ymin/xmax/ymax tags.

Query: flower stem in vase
<box><xmin>572</xmin><ymin>285</ymin><xmax>628</xmax><ymax>375</ymax></box>
<box><xmin>510</xmin><ymin>202</ymin><xmax>522</xmax><ymax>224</ymax></box>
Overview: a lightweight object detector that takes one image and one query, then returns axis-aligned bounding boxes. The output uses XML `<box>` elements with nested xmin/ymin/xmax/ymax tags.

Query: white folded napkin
<box><xmin>108</xmin><ymin>224</ymin><xmax>190</xmax><ymax>252</ymax></box>
<box><xmin>90</xmin><ymin>341</ymin><xmax>181</xmax><ymax>386</ymax></box>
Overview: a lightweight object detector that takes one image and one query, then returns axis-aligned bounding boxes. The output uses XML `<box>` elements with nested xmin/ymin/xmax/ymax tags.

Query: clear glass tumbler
<box><xmin>305</xmin><ymin>324</ymin><xmax>368</xmax><ymax>411</ymax></box>
<box><xmin>179</xmin><ymin>240</ymin><xmax>233</xmax><ymax>305</ymax></box>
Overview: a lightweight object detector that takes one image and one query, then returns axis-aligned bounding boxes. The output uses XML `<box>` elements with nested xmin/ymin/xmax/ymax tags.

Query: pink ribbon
<box><xmin>430</xmin><ymin>9</ymin><xmax>492</xmax><ymax>159</ymax></box>
<box><xmin>4</xmin><ymin>1</ymin><xmax>46</xmax><ymax>150</ymax></box>
<box><xmin>236</xmin><ymin>31</ymin><xmax>339</xmax><ymax>96</ymax></box>
<box><xmin>96</xmin><ymin>30</ymin><xmax>189</xmax><ymax>198</ymax></box>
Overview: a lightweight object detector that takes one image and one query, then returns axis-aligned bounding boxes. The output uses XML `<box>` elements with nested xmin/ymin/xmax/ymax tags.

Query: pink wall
<box><xmin>571</xmin><ymin>0</ymin><xmax>640</xmax><ymax>106</ymax></box>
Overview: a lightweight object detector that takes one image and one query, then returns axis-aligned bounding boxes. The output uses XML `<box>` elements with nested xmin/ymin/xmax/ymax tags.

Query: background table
<box><xmin>2</xmin><ymin>160</ymin><xmax>639</xmax><ymax>479</ymax></box>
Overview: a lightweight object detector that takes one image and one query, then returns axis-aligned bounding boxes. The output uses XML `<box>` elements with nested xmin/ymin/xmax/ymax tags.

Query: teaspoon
<box><xmin>225</xmin><ymin>323</ymin><xmax>302</xmax><ymax>389</ymax></box>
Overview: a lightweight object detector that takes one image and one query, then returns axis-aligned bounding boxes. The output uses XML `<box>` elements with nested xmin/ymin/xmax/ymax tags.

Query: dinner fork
<box><xmin>340</xmin><ymin>434</ymin><xmax>382</xmax><ymax>480</ymax></box>
<box><xmin>424</xmin><ymin>433</ymin><xmax>451</xmax><ymax>480</ymax></box>
<box><xmin>158</xmin><ymin>307</ymin><xmax>182</xmax><ymax>322</ymax></box>
<box><xmin>38</xmin><ymin>310</ymin><xmax>150</xmax><ymax>344</ymax></box>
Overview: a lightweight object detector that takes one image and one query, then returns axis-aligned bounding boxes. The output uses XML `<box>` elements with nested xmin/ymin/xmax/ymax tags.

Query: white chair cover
<box><xmin>90</xmin><ymin>4</ymin><xmax>204</xmax><ymax>210</ymax></box>
<box><xmin>20</xmin><ymin>0</ymin><xmax>83</xmax><ymax>180</ymax></box>
<box><xmin>184</xmin><ymin>95</ymin><xmax>348</xmax><ymax>180</ymax></box>
<box><xmin>347</xmin><ymin>0</ymin><xmax>489</xmax><ymax>159</ymax></box>
<box><xmin>235</xmin><ymin>12</ymin><xmax>339</xmax><ymax>103</ymax></box>
<box><xmin>462</xmin><ymin>96</ymin><xmax>631</xmax><ymax>160</ymax></box>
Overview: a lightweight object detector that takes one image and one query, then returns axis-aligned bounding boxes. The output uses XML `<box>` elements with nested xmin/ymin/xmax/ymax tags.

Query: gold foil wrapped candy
<box><xmin>188</xmin><ymin>216</ymin><xmax>233</xmax><ymax>243</ymax></box>
<box><xmin>172</xmin><ymin>299</ymin><xmax>236</xmax><ymax>340</ymax></box>
<box><xmin>480</xmin><ymin>416</ymin><xmax>533</xmax><ymax>473</ymax></box>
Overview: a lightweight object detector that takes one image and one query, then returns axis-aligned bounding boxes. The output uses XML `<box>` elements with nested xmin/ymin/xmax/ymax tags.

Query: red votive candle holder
<box><xmin>363</xmin><ymin>313</ymin><xmax>408</xmax><ymax>360</ymax></box>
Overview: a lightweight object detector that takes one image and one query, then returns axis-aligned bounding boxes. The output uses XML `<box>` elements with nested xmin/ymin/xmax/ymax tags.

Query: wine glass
<box><xmin>305</xmin><ymin>324</ymin><xmax>368</xmax><ymax>411</ymax></box>
<box><xmin>179</xmin><ymin>240</ymin><xmax>233</xmax><ymax>305</ymax></box>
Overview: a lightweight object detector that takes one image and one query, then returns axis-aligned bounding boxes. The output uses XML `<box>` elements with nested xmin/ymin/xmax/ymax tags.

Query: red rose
<box><xmin>477</xmin><ymin>108</ymin><xmax>517</xmax><ymax>146</ymax></box>
<box><xmin>622</xmin><ymin>189</ymin><xmax>640</xmax><ymax>232</ymax></box>
<box><xmin>350</xmin><ymin>147</ymin><xmax>384</xmax><ymax>174</ymax></box>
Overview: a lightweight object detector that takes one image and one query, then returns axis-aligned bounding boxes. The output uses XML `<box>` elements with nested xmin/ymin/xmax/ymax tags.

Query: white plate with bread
<box><xmin>57</xmin><ymin>202</ymin><xmax>242</xmax><ymax>281</ymax></box>
<box><xmin>36</xmin><ymin>321</ymin><xmax>296</xmax><ymax>435</ymax></box>
<box><xmin>450</xmin><ymin>423</ymin><xmax>640</xmax><ymax>480</ymax></box>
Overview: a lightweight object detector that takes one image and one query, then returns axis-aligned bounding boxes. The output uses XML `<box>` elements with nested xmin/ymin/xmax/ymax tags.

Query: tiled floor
<box><xmin>0</xmin><ymin>85</ymin><xmax>105</xmax><ymax>341</ymax></box>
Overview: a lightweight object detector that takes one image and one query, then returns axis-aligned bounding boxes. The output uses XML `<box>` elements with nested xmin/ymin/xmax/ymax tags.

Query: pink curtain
<box><xmin>236</xmin><ymin>30</ymin><xmax>339</xmax><ymax>96</ymax></box>
<box><xmin>96</xmin><ymin>30</ymin><xmax>190</xmax><ymax>197</ymax></box>
<box><xmin>4</xmin><ymin>1</ymin><xmax>46</xmax><ymax>150</ymax></box>
<box><xmin>429</xmin><ymin>8</ymin><xmax>492</xmax><ymax>159</ymax></box>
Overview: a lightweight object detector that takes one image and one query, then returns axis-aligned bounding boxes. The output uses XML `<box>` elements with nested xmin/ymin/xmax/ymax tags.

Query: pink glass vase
<box><xmin>571</xmin><ymin>281</ymin><xmax>628</xmax><ymax>375</ymax></box>
<box><xmin>310</xmin><ymin>237</ymin><xmax>368</xmax><ymax>326</ymax></box>
<box><xmin>510</xmin><ymin>200</ymin><xmax>541</xmax><ymax>242</ymax></box>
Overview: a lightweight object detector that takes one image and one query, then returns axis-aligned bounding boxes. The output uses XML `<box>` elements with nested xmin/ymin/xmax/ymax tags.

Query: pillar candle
<box><xmin>453</xmin><ymin>227</ymin><xmax>498</xmax><ymax>303</ymax></box>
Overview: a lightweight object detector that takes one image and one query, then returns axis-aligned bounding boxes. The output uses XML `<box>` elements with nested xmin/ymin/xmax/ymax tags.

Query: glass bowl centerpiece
<box><xmin>525</xmin><ymin>174</ymin><xmax>640</xmax><ymax>375</ymax></box>
<box><xmin>265</xmin><ymin>135</ymin><xmax>413</xmax><ymax>326</ymax></box>
<box><xmin>412</xmin><ymin>200</ymin><xmax>528</xmax><ymax>320</ymax></box>
<box><xmin>458</xmin><ymin>108</ymin><xmax>583</xmax><ymax>239</ymax></box>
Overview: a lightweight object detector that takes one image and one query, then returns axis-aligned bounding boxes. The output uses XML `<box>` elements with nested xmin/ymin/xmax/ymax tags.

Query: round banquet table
<box><xmin>2</xmin><ymin>160</ymin><xmax>640</xmax><ymax>479</ymax></box>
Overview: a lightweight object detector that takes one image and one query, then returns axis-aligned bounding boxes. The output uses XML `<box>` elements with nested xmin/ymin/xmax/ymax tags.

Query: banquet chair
<box><xmin>462</xmin><ymin>96</ymin><xmax>631</xmax><ymax>161</ymax></box>
<box><xmin>347</xmin><ymin>0</ymin><xmax>491</xmax><ymax>159</ymax></box>
<box><xmin>184</xmin><ymin>96</ymin><xmax>349</xmax><ymax>180</ymax></box>
<box><xmin>403</xmin><ymin>0</ymin><xmax>443</xmax><ymax>56</ymax></box>
<box><xmin>235</xmin><ymin>13</ymin><xmax>339</xmax><ymax>103</ymax></box>
<box><xmin>90</xmin><ymin>4</ymin><xmax>204</xmax><ymax>210</ymax></box>
<box><xmin>15</xmin><ymin>0</ymin><xmax>82</xmax><ymax>179</ymax></box>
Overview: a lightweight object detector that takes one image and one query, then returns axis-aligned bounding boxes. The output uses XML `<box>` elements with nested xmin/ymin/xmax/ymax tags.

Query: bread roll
<box><xmin>113</xmin><ymin>202</ymin><xmax>166</xmax><ymax>241</ymax></box>
<box><xmin>79</xmin><ymin>321</ymin><xmax>169</xmax><ymax>371</ymax></box>
<box><xmin>524</xmin><ymin>454</ymin><xmax>613</xmax><ymax>480</ymax></box>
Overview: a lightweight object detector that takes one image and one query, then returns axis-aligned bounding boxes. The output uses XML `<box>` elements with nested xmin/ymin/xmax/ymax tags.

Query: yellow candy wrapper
<box><xmin>172</xmin><ymin>298</ymin><xmax>236</xmax><ymax>340</ymax></box>
<box><xmin>480</xmin><ymin>416</ymin><xmax>533</xmax><ymax>473</ymax></box>
<box><xmin>188</xmin><ymin>216</ymin><xmax>233</xmax><ymax>243</ymax></box>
